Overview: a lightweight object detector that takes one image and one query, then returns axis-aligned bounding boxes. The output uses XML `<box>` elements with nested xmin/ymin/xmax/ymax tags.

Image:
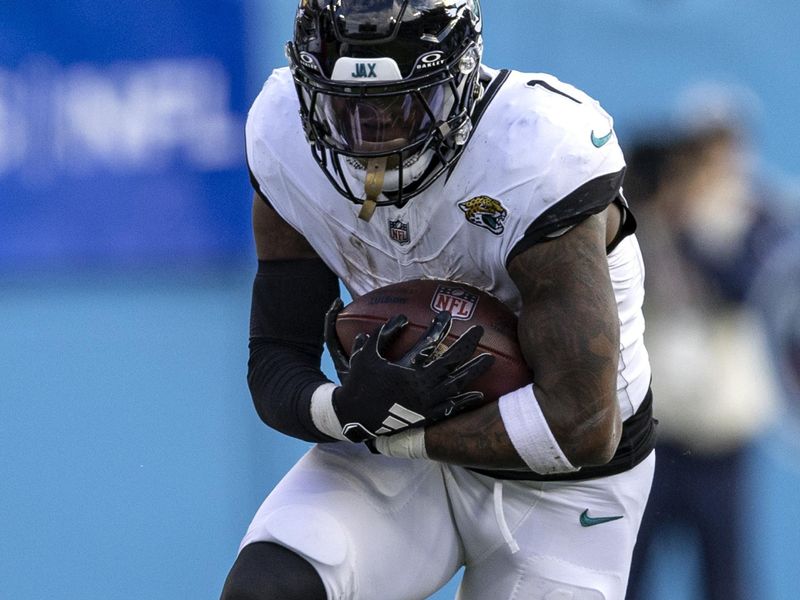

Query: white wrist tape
<box><xmin>372</xmin><ymin>428</ymin><xmax>428</xmax><ymax>459</ymax></box>
<box><xmin>498</xmin><ymin>384</ymin><xmax>579</xmax><ymax>475</ymax></box>
<box><xmin>309</xmin><ymin>382</ymin><xmax>348</xmax><ymax>441</ymax></box>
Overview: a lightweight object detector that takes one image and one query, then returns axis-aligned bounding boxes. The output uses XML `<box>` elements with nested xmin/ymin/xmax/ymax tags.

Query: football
<box><xmin>335</xmin><ymin>279</ymin><xmax>533</xmax><ymax>404</ymax></box>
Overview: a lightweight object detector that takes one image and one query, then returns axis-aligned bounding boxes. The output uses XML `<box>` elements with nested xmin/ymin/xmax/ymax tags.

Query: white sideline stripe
<box><xmin>389</xmin><ymin>403</ymin><xmax>424</xmax><ymax>424</ymax></box>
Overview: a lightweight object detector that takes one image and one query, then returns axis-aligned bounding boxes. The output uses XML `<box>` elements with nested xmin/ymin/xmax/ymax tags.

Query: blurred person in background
<box><xmin>624</xmin><ymin>83</ymin><xmax>791</xmax><ymax>600</ymax></box>
<box><xmin>751</xmin><ymin>233</ymin><xmax>800</xmax><ymax>439</ymax></box>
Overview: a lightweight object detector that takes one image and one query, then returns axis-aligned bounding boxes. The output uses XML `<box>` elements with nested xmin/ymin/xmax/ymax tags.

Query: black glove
<box><xmin>327</xmin><ymin>306</ymin><xmax>495</xmax><ymax>442</ymax></box>
<box><xmin>324</xmin><ymin>298</ymin><xmax>351</xmax><ymax>386</ymax></box>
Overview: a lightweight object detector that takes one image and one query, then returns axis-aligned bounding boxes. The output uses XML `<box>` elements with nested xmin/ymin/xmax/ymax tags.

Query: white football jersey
<box><xmin>246</xmin><ymin>65</ymin><xmax>651</xmax><ymax>420</ymax></box>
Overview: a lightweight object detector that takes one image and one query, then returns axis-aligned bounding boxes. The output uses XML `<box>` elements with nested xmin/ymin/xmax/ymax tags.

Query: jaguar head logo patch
<box><xmin>458</xmin><ymin>195</ymin><xmax>507</xmax><ymax>234</ymax></box>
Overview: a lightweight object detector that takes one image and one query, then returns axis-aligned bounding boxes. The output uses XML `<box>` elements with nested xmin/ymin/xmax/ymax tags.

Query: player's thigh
<box><xmin>457</xmin><ymin>452</ymin><xmax>655</xmax><ymax>600</ymax></box>
<box><xmin>240</xmin><ymin>442</ymin><xmax>462</xmax><ymax>600</ymax></box>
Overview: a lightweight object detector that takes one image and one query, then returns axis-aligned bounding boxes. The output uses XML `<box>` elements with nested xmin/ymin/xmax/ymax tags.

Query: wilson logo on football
<box><xmin>430</xmin><ymin>284</ymin><xmax>479</xmax><ymax>320</ymax></box>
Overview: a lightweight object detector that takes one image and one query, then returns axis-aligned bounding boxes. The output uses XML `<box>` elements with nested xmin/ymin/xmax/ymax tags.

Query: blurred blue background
<box><xmin>1</xmin><ymin>1</ymin><xmax>799</xmax><ymax>598</ymax></box>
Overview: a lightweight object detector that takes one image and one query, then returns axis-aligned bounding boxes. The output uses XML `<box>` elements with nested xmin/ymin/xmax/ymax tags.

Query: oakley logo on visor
<box><xmin>415</xmin><ymin>51</ymin><xmax>446</xmax><ymax>70</ymax></box>
<box><xmin>299</xmin><ymin>52</ymin><xmax>320</xmax><ymax>72</ymax></box>
<box><xmin>331</xmin><ymin>57</ymin><xmax>403</xmax><ymax>82</ymax></box>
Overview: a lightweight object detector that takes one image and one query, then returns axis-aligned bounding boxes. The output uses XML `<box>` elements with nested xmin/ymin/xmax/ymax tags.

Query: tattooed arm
<box><xmin>424</xmin><ymin>205</ymin><xmax>623</xmax><ymax>469</ymax></box>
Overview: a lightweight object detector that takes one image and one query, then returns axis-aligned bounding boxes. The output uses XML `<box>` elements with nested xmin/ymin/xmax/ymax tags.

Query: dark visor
<box><xmin>312</xmin><ymin>82</ymin><xmax>453</xmax><ymax>154</ymax></box>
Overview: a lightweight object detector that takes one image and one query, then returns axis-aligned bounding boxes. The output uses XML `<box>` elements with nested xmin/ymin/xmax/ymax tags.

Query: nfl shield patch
<box><xmin>430</xmin><ymin>284</ymin><xmax>479</xmax><ymax>320</ymax></box>
<box><xmin>388</xmin><ymin>218</ymin><xmax>410</xmax><ymax>245</ymax></box>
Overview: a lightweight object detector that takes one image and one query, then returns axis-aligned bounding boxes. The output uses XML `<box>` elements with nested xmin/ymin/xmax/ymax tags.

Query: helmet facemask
<box><xmin>287</xmin><ymin>0</ymin><xmax>483</xmax><ymax>220</ymax></box>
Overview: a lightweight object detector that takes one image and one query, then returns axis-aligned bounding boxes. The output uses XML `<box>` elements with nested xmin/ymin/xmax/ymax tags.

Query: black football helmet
<box><xmin>286</xmin><ymin>0</ymin><xmax>483</xmax><ymax>218</ymax></box>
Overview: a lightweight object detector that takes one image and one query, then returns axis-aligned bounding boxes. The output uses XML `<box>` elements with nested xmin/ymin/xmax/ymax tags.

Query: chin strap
<box><xmin>359</xmin><ymin>156</ymin><xmax>387</xmax><ymax>221</ymax></box>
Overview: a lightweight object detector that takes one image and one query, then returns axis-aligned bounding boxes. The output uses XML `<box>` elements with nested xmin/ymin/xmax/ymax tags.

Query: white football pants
<box><xmin>239</xmin><ymin>442</ymin><xmax>654</xmax><ymax>600</ymax></box>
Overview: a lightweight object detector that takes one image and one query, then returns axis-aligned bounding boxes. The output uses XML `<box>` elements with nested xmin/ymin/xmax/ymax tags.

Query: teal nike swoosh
<box><xmin>590</xmin><ymin>129</ymin><xmax>613</xmax><ymax>148</ymax></box>
<box><xmin>580</xmin><ymin>509</ymin><xmax>623</xmax><ymax>527</ymax></box>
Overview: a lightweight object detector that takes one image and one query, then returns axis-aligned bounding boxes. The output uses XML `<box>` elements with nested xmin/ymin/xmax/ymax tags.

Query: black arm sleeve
<box><xmin>247</xmin><ymin>258</ymin><xmax>341</xmax><ymax>442</ymax></box>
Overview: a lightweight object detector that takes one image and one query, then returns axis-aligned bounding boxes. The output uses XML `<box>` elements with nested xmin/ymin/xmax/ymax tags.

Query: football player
<box><xmin>221</xmin><ymin>1</ymin><xmax>656</xmax><ymax>599</ymax></box>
